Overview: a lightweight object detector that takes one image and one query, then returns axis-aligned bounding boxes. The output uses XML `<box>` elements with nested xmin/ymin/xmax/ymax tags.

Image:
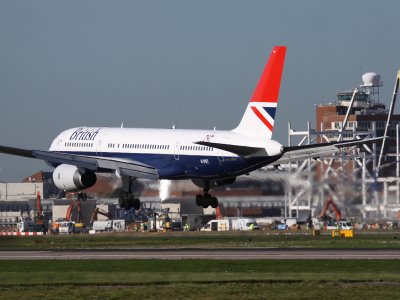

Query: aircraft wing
<box><xmin>0</xmin><ymin>145</ymin><xmax>159</xmax><ymax>180</ymax></box>
<box><xmin>275</xmin><ymin>137</ymin><xmax>384</xmax><ymax>164</ymax></box>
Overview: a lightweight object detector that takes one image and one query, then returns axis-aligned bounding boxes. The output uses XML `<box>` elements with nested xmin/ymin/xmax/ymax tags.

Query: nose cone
<box><xmin>265</xmin><ymin>140</ymin><xmax>284</xmax><ymax>156</ymax></box>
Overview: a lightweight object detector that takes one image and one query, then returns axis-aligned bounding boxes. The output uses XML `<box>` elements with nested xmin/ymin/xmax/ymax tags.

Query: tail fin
<box><xmin>233</xmin><ymin>46</ymin><xmax>286</xmax><ymax>139</ymax></box>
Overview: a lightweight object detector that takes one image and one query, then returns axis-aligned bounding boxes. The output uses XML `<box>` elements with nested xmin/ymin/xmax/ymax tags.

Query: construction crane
<box><xmin>320</xmin><ymin>197</ymin><xmax>342</xmax><ymax>222</ymax></box>
<box><xmin>65</xmin><ymin>199</ymin><xmax>82</xmax><ymax>223</ymax></box>
<box><xmin>90</xmin><ymin>208</ymin><xmax>113</xmax><ymax>225</ymax></box>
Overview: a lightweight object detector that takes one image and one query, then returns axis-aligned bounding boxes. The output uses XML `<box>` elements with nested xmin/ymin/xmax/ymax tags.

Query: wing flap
<box><xmin>96</xmin><ymin>157</ymin><xmax>159</xmax><ymax>179</ymax></box>
<box><xmin>33</xmin><ymin>150</ymin><xmax>99</xmax><ymax>170</ymax></box>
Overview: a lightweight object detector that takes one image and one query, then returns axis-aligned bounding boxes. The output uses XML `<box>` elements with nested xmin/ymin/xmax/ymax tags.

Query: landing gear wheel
<box><xmin>196</xmin><ymin>194</ymin><xmax>203</xmax><ymax>206</ymax></box>
<box><xmin>118</xmin><ymin>193</ymin><xmax>127</xmax><ymax>209</ymax></box>
<box><xmin>202</xmin><ymin>194</ymin><xmax>211</xmax><ymax>208</ymax></box>
<box><xmin>133</xmin><ymin>198</ymin><xmax>141</xmax><ymax>210</ymax></box>
<box><xmin>210</xmin><ymin>197</ymin><xmax>218</xmax><ymax>208</ymax></box>
<box><xmin>195</xmin><ymin>193</ymin><xmax>218</xmax><ymax>208</ymax></box>
<box><xmin>119</xmin><ymin>193</ymin><xmax>141</xmax><ymax>210</ymax></box>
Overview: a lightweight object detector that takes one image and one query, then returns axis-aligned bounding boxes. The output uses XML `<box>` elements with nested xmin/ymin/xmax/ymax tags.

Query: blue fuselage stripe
<box><xmin>56</xmin><ymin>150</ymin><xmax>273</xmax><ymax>179</ymax></box>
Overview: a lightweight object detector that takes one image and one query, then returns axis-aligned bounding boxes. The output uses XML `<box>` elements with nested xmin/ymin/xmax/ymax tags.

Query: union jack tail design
<box><xmin>233</xmin><ymin>46</ymin><xmax>286</xmax><ymax>140</ymax></box>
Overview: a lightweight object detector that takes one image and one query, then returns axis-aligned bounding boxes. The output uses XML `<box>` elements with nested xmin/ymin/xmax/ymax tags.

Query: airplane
<box><xmin>0</xmin><ymin>46</ymin><xmax>382</xmax><ymax>210</ymax></box>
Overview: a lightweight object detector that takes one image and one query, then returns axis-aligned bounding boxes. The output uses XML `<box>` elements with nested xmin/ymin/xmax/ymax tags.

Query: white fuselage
<box><xmin>49</xmin><ymin>127</ymin><xmax>283</xmax><ymax>180</ymax></box>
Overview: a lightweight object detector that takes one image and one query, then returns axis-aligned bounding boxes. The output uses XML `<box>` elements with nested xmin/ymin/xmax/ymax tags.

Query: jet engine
<box><xmin>53</xmin><ymin>164</ymin><xmax>97</xmax><ymax>191</ymax></box>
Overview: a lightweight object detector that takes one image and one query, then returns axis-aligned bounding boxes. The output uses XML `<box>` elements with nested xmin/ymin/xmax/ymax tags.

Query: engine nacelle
<box><xmin>53</xmin><ymin>164</ymin><xmax>97</xmax><ymax>192</ymax></box>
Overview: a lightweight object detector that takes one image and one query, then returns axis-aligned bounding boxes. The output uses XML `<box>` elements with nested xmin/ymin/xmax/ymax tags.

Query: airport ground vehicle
<box><xmin>58</xmin><ymin>221</ymin><xmax>75</xmax><ymax>234</ymax></box>
<box><xmin>201</xmin><ymin>219</ymin><xmax>231</xmax><ymax>231</ymax></box>
<box><xmin>201</xmin><ymin>218</ymin><xmax>259</xmax><ymax>231</ymax></box>
<box><xmin>338</xmin><ymin>221</ymin><xmax>353</xmax><ymax>230</ymax></box>
<box><xmin>277</xmin><ymin>223</ymin><xmax>288</xmax><ymax>230</ymax></box>
<box><xmin>326</xmin><ymin>221</ymin><xmax>354</xmax><ymax>230</ymax></box>
<box><xmin>17</xmin><ymin>218</ymin><xmax>37</xmax><ymax>232</ymax></box>
<box><xmin>48</xmin><ymin>199</ymin><xmax>84</xmax><ymax>234</ymax></box>
<box><xmin>92</xmin><ymin>219</ymin><xmax>125</xmax><ymax>232</ymax></box>
<box><xmin>233</xmin><ymin>218</ymin><xmax>260</xmax><ymax>230</ymax></box>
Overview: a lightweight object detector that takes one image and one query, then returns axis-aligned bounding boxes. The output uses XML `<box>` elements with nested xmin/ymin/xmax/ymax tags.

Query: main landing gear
<box><xmin>196</xmin><ymin>193</ymin><xmax>218</xmax><ymax>208</ymax></box>
<box><xmin>119</xmin><ymin>193</ymin><xmax>141</xmax><ymax>210</ymax></box>
<box><xmin>195</xmin><ymin>181</ymin><xmax>218</xmax><ymax>208</ymax></box>
<box><xmin>118</xmin><ymin>176</ymin><xmax>141</xmax><ymax>210</ymax></box>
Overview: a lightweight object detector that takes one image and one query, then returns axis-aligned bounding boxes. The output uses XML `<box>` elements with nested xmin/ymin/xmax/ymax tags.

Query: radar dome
<box><xmin>362</xmin><ymin>72</ymin><xmax>381</xmax><ymax>86</ymax></box>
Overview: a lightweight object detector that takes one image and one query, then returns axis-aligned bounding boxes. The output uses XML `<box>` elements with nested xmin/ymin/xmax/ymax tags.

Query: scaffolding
<box><xmin>283</xmin><ymin>71</ymin><xmax>400</xmax><ymax>221</ymax></box>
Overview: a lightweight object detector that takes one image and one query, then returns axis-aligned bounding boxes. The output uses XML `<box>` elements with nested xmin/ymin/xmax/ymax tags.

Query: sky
<box><xmin>1</xmin><ymin>0</ymin><xmax>400</xmax><ymax>181</ymax></box>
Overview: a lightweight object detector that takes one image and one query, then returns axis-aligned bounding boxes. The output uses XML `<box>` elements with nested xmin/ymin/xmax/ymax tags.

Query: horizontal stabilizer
<box><xmin>283</xmin><ymin>136</ymin><xmax>384</xmax><ymax>153</ymax></box>
<box><xmin>275</xmin><ymin>136</ymin><xmax>384</xmax><ymax>165</ymax></box>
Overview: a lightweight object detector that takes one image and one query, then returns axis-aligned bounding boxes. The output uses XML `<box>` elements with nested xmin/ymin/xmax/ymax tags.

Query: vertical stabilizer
<box><xmin>233</xmin><ymin>46</ymin><xmax>286</xmax><ymax>139</ymax></box>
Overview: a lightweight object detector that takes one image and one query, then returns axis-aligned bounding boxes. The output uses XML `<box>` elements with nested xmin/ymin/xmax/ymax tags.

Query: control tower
<box><xmin>316</xmin><ymin>72</ymin><xmax>400</xmax><ymax>175</ymax></box>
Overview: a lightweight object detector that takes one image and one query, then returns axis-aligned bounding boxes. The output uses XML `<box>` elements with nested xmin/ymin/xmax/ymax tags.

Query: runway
<box><xmin>0</xmin><ymin>248</ymin><xmax>400</xmax><ymax>260</ymax></box>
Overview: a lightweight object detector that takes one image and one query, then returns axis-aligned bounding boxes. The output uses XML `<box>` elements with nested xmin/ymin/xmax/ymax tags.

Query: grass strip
<box><xmin>1</xmin><ymin>231</ymin><xmax>400</xmax><ymax>250</ymax></box>
<box><xmin>1</xmin><ymin>259</ymin><xmax>400</xmax><ymax>299</ymax></box>
<box><xmin>1</xmin><ymin>259</ymin><xmax>400</xmax><ymax>274</ymax></box>
<box><xmin>1</xmin><ymin>282</ymin><xmax>400</xmax><ymax>300</ymax></box>
<box><xmin>1</xmin><ymin>273</ymin><xmax>400</xmax><ymax>286</ymax></box>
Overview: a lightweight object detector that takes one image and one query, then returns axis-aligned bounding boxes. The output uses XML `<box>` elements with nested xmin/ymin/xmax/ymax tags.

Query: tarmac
<box><xmin>0</xmin><ymin>248</ymin><xmax>399</xmax><ymax>260</ymax></box>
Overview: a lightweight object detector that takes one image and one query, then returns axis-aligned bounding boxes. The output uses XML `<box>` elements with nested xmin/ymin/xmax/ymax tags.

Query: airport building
<box><xmin>315</xmin><ymin>72</ymin><xmax>400</xmax><ymax>177</ymax></box>
<box><xmin>287</xmin><ymin>71</ymin><xmax>400</xmax><ymax>221</ymax></box>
